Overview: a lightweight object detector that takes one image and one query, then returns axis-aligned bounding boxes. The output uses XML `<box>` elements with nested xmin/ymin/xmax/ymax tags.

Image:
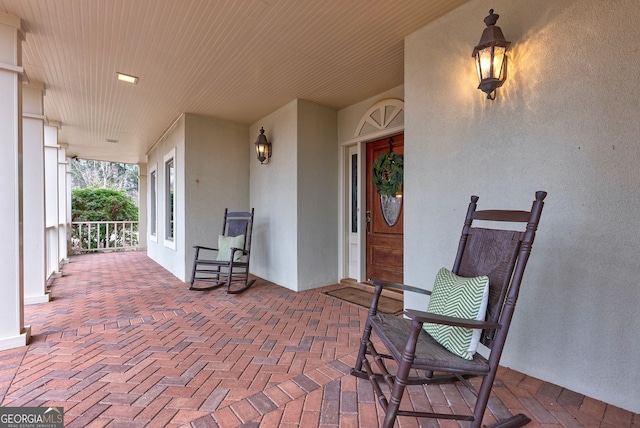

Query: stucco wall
<box><xmin>183</xmin><ymin>113</ymin><xmax>250</xmax><ymax>280</ymax></box>
<box><xmin>405</xmin><ymin>0</ymin><xmax>640</xmax><ymax>412</ymax></box>
<box><xmin>296</xmin><ymin>100</ymin><xmax>338</xmax><ymax>290</ymax></box>
<box><xmin>250</xmin><ymin>99</ymin><xmax>338</xmax><ymax>291</ymax></box>
<box><xmin>146</xmin><ymin>115</ymin><xmax>186</xmax><ymax>280</ymax></box>
<box><xmin>250</xmin><ymin>100</ymin><xmax>299</xmax><ymax>290</ymax></box>
<box><xmin>147</xmin><ymin>113</ymin><xmax>250</xmax><ymax>282</ymax></box>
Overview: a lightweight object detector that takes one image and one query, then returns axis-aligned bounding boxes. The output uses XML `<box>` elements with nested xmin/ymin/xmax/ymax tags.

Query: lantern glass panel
<box><xmin>476</xmin><ymin>46</ymin><xmax>506</xmax><ymax>82</ymax></box>
<box><xmin>493</xmin><ymin>46</ymin><xmax>506</xmax><ymax>80</ymax></box>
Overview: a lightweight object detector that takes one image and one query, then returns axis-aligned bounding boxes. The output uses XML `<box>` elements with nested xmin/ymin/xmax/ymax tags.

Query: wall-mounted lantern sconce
<box><xmin>472</xmin><ymin>9</ymin><xmax>510</xmax><ymax>100</ymax></box>
<box><xmin>254</xmin><ymin>127</ymin><xmax>272</xmax><ymax>164</ymax></box>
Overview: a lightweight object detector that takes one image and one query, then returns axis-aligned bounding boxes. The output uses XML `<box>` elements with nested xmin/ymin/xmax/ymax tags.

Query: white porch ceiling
<box><xmin>0</xmin><ymin>0</ymin><xmax>469</xmax><ymax>164</ymax></box>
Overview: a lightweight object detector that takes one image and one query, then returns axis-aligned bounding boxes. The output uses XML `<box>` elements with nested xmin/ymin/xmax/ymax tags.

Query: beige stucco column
<box><xmin>0</xmin><ymin>11</ymin><xmax>30</xmax><ymax>350</ymax></box>
<box><xmin>23</xmin><ymin>80</ymin><xmax>50</xmax><ymax>304</ymax></box>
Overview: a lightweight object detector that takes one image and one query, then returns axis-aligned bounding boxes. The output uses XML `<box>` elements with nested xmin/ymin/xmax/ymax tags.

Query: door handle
<box><xmin>366</xmin><ymin>210</ymin><xmax>371</xmax><ymax>235</ymax></box>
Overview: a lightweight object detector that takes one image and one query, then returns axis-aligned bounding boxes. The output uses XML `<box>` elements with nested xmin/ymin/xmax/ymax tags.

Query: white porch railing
<box><xmin>71</xmin><ymin>221</ymin><xmax>139</xmax><ymax>254</ymax></box>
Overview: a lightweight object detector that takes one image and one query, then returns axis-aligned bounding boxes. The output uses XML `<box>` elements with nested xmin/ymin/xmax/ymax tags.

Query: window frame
<box><xmin>163</xmin><ymin>148</ymin><xmax>176</xmax><ymax>250</ymax></box>
<box><xmin>149</xmin><ymin>163</ymin><xmax>158</xmax><ymax>242</ymax></box>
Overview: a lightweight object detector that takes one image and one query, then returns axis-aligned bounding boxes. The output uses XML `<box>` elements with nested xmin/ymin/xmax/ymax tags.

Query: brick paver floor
<box><xmin>0</xmin><ymin>252</ymin><xmax>637</xmax><ymax>427</ymax></box>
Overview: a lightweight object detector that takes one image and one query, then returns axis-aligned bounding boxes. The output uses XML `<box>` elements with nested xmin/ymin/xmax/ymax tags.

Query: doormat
<box><xmin>323</xmin><ymin>286</ymin><xmax>403</xmax><ymax>315</ymax></box>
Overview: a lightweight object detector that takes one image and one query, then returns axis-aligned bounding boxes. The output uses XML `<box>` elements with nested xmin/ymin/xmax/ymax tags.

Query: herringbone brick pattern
<box><xmin>0</xmin><ymin>252</ymin><xmax>637</xmax><ymax>427</ymax></box>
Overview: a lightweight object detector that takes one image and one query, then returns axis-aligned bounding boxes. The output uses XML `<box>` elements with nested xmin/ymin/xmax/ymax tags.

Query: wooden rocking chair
<box><xmin>351</xmin><ymin>191</ymin><xmax>547</xmax><ymax>428</ymax></box>
<box><xmin>189</xmin><ymin>209</ymin><xmax>256</xmax><ymax>294</ymax></box>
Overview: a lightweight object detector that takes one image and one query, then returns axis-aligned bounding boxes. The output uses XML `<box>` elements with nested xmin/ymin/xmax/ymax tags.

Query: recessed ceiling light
<box><xmin>106</xmin><ymin>138</ymin><xmax>119</xmax><ymax>143</ymax></box>
<box><xmin>116</xmin><ymin>72</ymin><xmax>138</xmax><ymax>84</ymax></box>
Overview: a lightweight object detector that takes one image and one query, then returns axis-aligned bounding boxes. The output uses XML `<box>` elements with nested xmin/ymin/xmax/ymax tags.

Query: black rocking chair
<box><xmin>351</xmin><ymin>191</ymin><xmax>547</xmax><ymax>428</ymax></box>
<box><xmin>189</xmin><ymin>208</ymin><xmax>256</xmax><ymax>294</ymax></box>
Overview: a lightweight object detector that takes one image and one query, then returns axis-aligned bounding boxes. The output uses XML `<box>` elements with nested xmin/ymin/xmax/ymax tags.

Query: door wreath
<box><xmin>372</xmin><ymin>152</ymin><xmax>404</xmax><ymax>197</ymax></box>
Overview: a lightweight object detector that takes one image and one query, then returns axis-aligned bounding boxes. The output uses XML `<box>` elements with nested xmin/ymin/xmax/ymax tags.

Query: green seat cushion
<box><xmin>423</xmin><ymin>267</ymin><xmax>489</xmax><ymax>360</ymax></box>
<box><xmin>216</xmin><ymin>234</ymin><xmax>245</xmax><ymax>262</ymax></box>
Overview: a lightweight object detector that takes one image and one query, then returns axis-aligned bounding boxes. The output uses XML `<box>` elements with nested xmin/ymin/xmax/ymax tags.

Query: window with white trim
<box><xmin>149</xmin><ymin>164</ymin><xmax>158</xmax><ymax>242</ymax></box>
<box><xmin>163</xmin><ymin>149</ymin><xmax>176</xmax><ymax>249</ymax></box>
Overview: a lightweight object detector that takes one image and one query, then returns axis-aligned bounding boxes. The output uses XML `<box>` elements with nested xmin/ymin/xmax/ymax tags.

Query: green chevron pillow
<box><xmin>423</xmin><ymin>267</ymin><xmax>489</xmax><ymax>360</ymax></box>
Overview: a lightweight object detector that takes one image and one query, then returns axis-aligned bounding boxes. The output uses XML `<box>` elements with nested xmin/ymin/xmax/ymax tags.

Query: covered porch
<box><xmin>0</xmin><ymin>252</ymin><xmax>636</xmax><ymax>427</ymax></box>
<box><xmin>1</xmin><ymin>0</ymin><xmax>640</xmax><ymax>418</ymax></box>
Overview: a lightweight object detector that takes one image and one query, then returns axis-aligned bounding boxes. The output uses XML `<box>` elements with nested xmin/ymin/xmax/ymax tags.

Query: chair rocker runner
<box><xmin>351</xmin><ymin>191</ymin><xmax>547</xmax><ymax>428</ymax></box>
<box><xmin>190</xmin><ymin>209</ymin><xmax>256</xmax><ymax>294</ymax></box>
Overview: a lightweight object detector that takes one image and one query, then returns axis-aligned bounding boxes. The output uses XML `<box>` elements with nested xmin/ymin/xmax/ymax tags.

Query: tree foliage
<box><xmin>72</xmin><ymin>188</ymin><xmax>139</xmax><ymax>222</ymax></box>
<box><xmin>70</xmin><ymin>159</ymin><xmax>139</xmax><ymax>201</ymax></box>
<box><xmin>70</xmin><ymin>159</ymin><xmax>140</xmax><ymax>253</ymax></box>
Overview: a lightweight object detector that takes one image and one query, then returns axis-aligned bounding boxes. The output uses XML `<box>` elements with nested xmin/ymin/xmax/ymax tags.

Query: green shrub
<box><xmin>72</xmin><ymin>187</ymin><xmax>138</xmax><ymax>222</ymax></box>
<box><xmin>71</xmin><ymin>188</ymin><xmax>139</xmax><ymax>252</ymax></box>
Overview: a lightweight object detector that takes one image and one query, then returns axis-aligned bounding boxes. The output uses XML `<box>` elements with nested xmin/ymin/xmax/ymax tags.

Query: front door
<box><xmin>366</xmin><ymin>134</ymin><xmax>404</xmax><ymax>283</ymax></box>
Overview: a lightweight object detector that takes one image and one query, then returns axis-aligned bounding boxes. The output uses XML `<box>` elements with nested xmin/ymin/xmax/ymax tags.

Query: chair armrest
<box><xmin>228</xmin><ymin>247</ymin><xmax>249</xmax><ymax>264</ymax></box>
<box><xmin>193</xmin><ymin>245</ymin><xmax>218</xmax><ymax>252</ymax></box>
<box><xmin>405</xmin><ymin>309</ymin><xmax>501</xmax><ymax>330</ymax></box>
<box><xmin>368</xmin><ymin>278</ymin><xmax>431</xmax><ymax>296</ymax></box>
